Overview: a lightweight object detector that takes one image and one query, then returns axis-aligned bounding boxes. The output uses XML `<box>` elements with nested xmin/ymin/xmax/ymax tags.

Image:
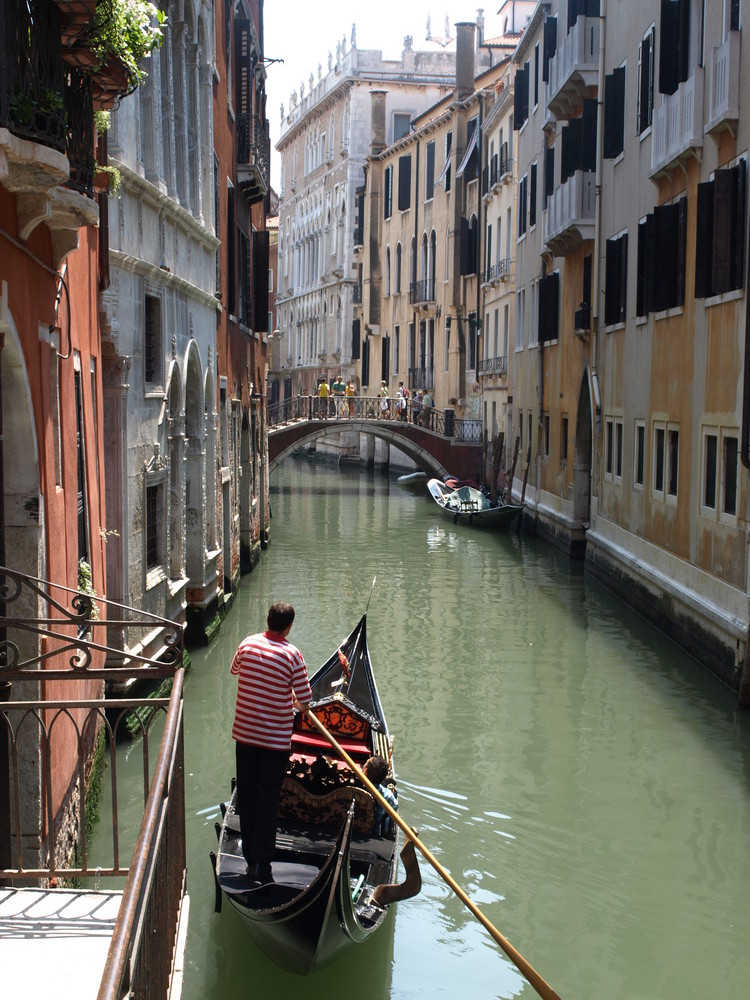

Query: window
<box><xmin>560</xmin><ymin>100</ymin><xmax>597</xmax><ymax>182</ymax></box>
<box><xmin>667</xmin><ymin>428</ymin><xmax>679</xmax><ymax>497</ymax></box>
<box><xmin>538</xmin><ymin>271</ymin><xmax>559</xmax><ymax>343</ymax></box>
<box><xmin>659</xmin><ymin>0</ymin><xmax>690</xmax><ymax>97</ymax></box>
<box><xmin>144</xmin><ymin>293</ymin><xmax>162</xmax><ymax>385</ymax></box>
<box><xmin>425</xmin><ymin>140</ymin><xmax>436</xmax><ymax>200</ymax></box>
<box><xmin>395</xmin><ymin>242</ymin><xmax>402</xmax><ymax>292</ymax></box>
<box><xmin>604</xmin><ymin>417</ymin><xmax>623</xmax><ymax>482</ymax></box>
<box><xmin>456</xmin><ymin>118</ymin><xmax>479</xmax><ymax>181</ymax></box>
<box><xmin>561</xmin><ymin>416</ymin><xmax>569</xmax><ymax>462</ymax></box>
<box><xmin>385</xmin><ymin>246</ymin><xmax>391</xmax><ymax>297</ymax></box>
<box><xmin>460</xmin><ymin>214</ymin><xmax>479</xmax><ymax>275</ymax></box>
<box><xmin>615</xmin><ymin>421</ymin><xmax>623</xmax><ymax>479</ymax></box>
<box><xmin>543</xmin><ymin>15</ymin><xmax>557</xmax><ymax>83</ymax></box>
<box><xmin>543</xmin><ymin>413</ymin><xmax>550</xmax><ymax>456</ymax></box>
<box><xmin>518</xmin><ymin>175</ymin><xmax>528</xmax><ymax>237</ymax></box>
<box><xmin>695</xmin><ymin>161</ymin><xmax>746</xmax><ymax>298</ymax></box>
<box><xmin>605</xmin><ymin>233</ymin><xmax>628</xmax><ymax>326</ymax></box>
<box><xmin>652</xmin><ymin>422</ymin><xmax>679</xmax><ymax>499</ymax></box>
<box><xmin>513</xmin><ymin>61</ymin><xmax>529</xmax><ymax>129</ymax></box>
<box><xmin>394</xmin><ymin>325</ymin><xmax>400</xmax><ymax>373</ymax></box>
<box><xmin>637</xmin><ymin>26</ymin><xmax>655</xmax><ymax>134</ymax></box>
<box><xmin>515</xmin><ymin>288</ymin><xmax>526</xmax><ymax>349</ymax></box>
<box><xmin>637</xmin><ymin>197</ymin><xmax>687</xmax><ymax>314</ymax></box>
<box><xmin>145</xmin><ymin>481</ymin><xmax>163</xmax><ymax>570</ymax></box>
<box><xmin>604</xmin><ymin>66</ymin><xmax>626</xmax><ymax>159</ymax></box>
<box><xmin>393</xmin><ymin>112</ymin><xmax>411</xmax><ymax>141</ymax></box>
<box><xmin>635</xmin><ymin>421</ymin><xmax>645</xmax><ymax>488</ymax></box>
<box><xmin>703</xmin><ymin>430</ymin><xmax>718</xmax><ymax>509</ymax></box>
<box><xmin>702</xmin><ymin>429</ymin><xmax>739</xmax><ymax>517</ymax></box>
<box><xmin>653</xmin><ymin>425</ymin><xmax>666</xmax><ymax>494</ymax></box>
<box><xmin>534</xmin><ymin>43</ymin><xmax>540</xmax><ymax>106</ymax></box>
<box><xmin>529</xmin><ymin>162</ymin><xmax>538</xmax><ymax>227</ymax></box>
<box><xmin>543</xmin><ymin>144</ymin><xmax>555</xmax><ymax>205</ymax></box>
<box><xmin>398</xmin><ymin>154</ymin><xmax>412</xmax><ymax>211</ymax></box>
<box><xmin>606</xmin><ymin>418</ymin><xmax>614</xmax><ymax>477</ymax></box>
<box><xmin>435</xmin><ymin>130</ymin><xmax>452</xmax><ymax>192</ymax></box>
<box><xmin>730</xmin><ymin>0</ymin><xmax>741</xmax><ymax>31</ymax></box>
<box><xmin>384</xmin><ymin>165</ymin><xmax>393</xmax><ymax>219</ymax></box>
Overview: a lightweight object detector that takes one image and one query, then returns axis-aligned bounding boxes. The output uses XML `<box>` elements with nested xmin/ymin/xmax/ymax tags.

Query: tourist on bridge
<box><xmin>421</xmin><ymin>388</ymin><xmax>434</xmax><ymax>428</ymax></box>
<box><xmin>318</xmin><ymin>377</ymin><xmax>330</xmax><ymax>418</ymax></box>
<box><xmin>412</xmin><ymin>389</ymin><xmax>422</xmax><ymax>424</ymax></box>
<box><xmin>230</xmin><ymin>601</ymin><xmax>313</xmax><ymax>886</ymax></box>
<box><xmin>345</xmin><ymin>379</ymin><xmax>356</xmax><ymax>416</ymax></box>
<box><xmin>395</xmin><ymin>384</ymin><xmax>407</xmax><ymax>421</ymax></box>
<box><xmin>378</xmin><ymin>380</ymin><xmax>390</xmax><ymax>419</ymax></box>
<box><xmin>332</xmin><ymin>374</ymin><xmax>346</xmax><ymax>417</ymax></box>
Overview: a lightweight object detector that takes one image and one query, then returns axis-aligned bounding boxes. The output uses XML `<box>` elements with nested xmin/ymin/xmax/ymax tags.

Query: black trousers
<box><xmin>235</xmin><ymin>742</ymin><xmax>290</xmax><ymax>866</ymax></box>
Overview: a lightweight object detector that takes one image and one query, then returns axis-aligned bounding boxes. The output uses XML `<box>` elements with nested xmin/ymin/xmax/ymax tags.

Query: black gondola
<box><xmin>211</xmin><ymin>614</ymin><xmax>420</xmax><ymax>974</ymax></box>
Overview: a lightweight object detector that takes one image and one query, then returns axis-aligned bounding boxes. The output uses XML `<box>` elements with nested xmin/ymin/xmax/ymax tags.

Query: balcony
<box><xmin>478</xmin><ymin>355</ymin><xmax>508</xmax><ymax>377</ymax></box>
<box><xmin>650</xmin><ymin>68</ymin><xmax>704</xmax><ymax>179</ymax></box>
<box><xmin>706</xmin><ymin>32</ymin><xmax>740</xmax><ymax>138</ymax></box>
<box><xmin>546</xmin><ymin>16</ymin><xmax>600</xmax><ymax>121</ymax></box>
<box><xmin>236</xmin><ymin>113</ymin><xmax>270</xmax><ymax>204</ymax></box>
<box><xmin>409</xmin><ymin>278</ymin><xmax>436</xmax><ymax>306</ymax></box>
<box><xmin>543</xmin><ymin>170</ymin><xmax>595</xmax><ymax>255</ymax></box>
<box><xmin>481</xmin><ymin>258</ymin><xmax>513</xmax><ymax>286</ymax></box>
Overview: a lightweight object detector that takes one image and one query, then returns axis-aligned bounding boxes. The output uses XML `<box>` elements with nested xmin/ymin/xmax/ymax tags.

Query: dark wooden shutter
<box><xmin>426</xmin><ymin>141</ymin><xmax>435</xmax><ymax>199</ymax></box>
<box><xmin>659</xmin><ymin>0</ymin><xmax>689</xmax><ymax>97</ymax></box>
<box><xmin>460</xmin><ymin>217</ymin><xmax>472</xmax><ymax>275</ymax></box>
<box><xmin>529</xmin><ymin>163</ymin><xmax>537</xmax><ymax>227</ymax></box>
<box><xmin>712</xmin><ymin>168</ymin><xmax>735</xmax><ymax>295</ymax></box>
<box><xmin>604</xmin><ymin>67</ymin><xmax>625</xmax><ymax>159</ymax></box>
<box><xmin>513</xmin><ymin>63</ymin><xmax>529</xmax><ymax>129</ymax></box>
<box><xmin>694</xmin><ymin>181</ymin><xmax>713</xmax><ymax>298</ymax></box>
<box><xmin>582</xmin><ymin>99</ymin><xmax>597</xmax><ymax>172</ymax></box>
<box><xmin>398</xmin><ymin>154</ymin><xmax>411</xmax><ymax>211</ymax></box>
<box><xmin>544</xmin><ymin>145</ymin><xmax>555</xmax><ymax>202</ymax></box>
<box><xmin>676</xmin><ymin>196</ymin><xmax>688</xmax><ymax>306</ymax></box>
<box><xmin>351</xmin><ymin>318</ymin><xmax>361</xmax><ymax>359</ymax></box>
<box><xmin>361</xmin><ymin>336</ymin><xmax>370</xmax><ymax>385</ymax></box>
<box><xmin>543</xmin><ymin>16</ymin><xmax>557</xmax><ymax>83</ymax></box>
<box><xmin>636</xmin><ymin>219</ymin><xmax>648</xmax><ymax>316</ymax></box>
<box><xmin>381</xmin><ymin>335</ymin><xmax>390</xmax><ymax>382</ymax></box>
<box><xmin>605</xmin><ymin>237</ymin><xmax>625</xmax><ymax>325</ymax></box>
<box><xmin>654</xmin><ymin>204</ymin><xmax>678</xmax><ymax>310</ymax></box>
<box><xmin>384</xmin><ymin>166</ymin><xmax>392</xmax><ymax>218</ymax></box>
<box><xmin>567</xmin><ymin>0</ymin><xmax>580</xmax><ymax>30</ymax></box>
<box><xmin>731</xmin><ymin>0</ymin><xmax>740</xmax><ymax>30</ymax></box>
<box><xmin>638</xmin><ymin>34</ymin><xmax>653</xmax><ymax>133</ymax></box>
<box><xmin>733</xmin><ymin>160</ymin><xmax>746</xmax><ymax>292</ymax></box>
<box><xmin>561</xmin><ymin>118</ymin><xmax>582</xmax><ymax>182</ymax></box>
<box><xmin>253</xmin><ymin>230</ymin><xmax>269</xmax><ymax>332</ymax></box>
<box><xmin>539</xmin><ymin>272</ymin><xmax>560</xmax><ymax>342</ymax></box>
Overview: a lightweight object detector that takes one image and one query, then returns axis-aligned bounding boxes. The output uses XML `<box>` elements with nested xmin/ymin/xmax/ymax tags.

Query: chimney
<box><xmin>370</xmin><ymin>90</ymin><xmax>387</xmax><ymax>155</ymax></box>
<box><xmin>455</xmin><ymin>22</ymin><xmax>476</xmax><ymax>101</ymax></box>
<box><xmin>476</xmin><ymin>8</ymin><xmax>485</xmax><ymax>45</ymax></box>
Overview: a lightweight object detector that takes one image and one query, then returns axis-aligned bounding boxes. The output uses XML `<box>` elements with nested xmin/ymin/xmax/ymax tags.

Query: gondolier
<box><xmin>230</xmin><ymin>601</ymin><xmax>313</xmax><ymax>885</ymax></box>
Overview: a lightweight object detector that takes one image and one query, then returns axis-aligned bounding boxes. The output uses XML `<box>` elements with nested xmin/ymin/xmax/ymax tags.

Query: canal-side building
<box><xmin>479</xmin><ymin>58</ymin><xmax>518</xmax><ymax>486</ymax></box>
<box><xmin>101</xmin><ymin>1</ymin><xmax>219</xmax><ymax>637</ymax></box>
<box><xmin>509</xmin><ymin>0</ymin><xmax>596</xmax><ymax>556</ymax></box>
<box><xmin>212</xmin><ymin>0</ymin><xmax>271</xmax><ymax>611</ymax></box>
<box><xmin>274</xmin><ymin>28</ymin><xmax>459</xmax><ymax>403</ymax></box>
<box><xmin>0</xmin><ymin>0</ymin><xmax>150</xmax><ymax>869</ymax></box>
<box><xmin>582</xmin><ymin>0</ymin><xmax>750</xmax><ymax>693</ymax></box>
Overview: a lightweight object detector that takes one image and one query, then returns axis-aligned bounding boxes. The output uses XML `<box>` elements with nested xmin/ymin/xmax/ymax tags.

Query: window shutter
<box><xmin>460</xmin><ymin>217</ymin><xmax>471</xmax><ymax>275</ymax></box>
<box><xmin>384</xmin><ymin>166</ymin><xmax>392</xmax><ymax>219</ymax></box>
<box><xmin>253</xmin><ymin>230</ymin><xmax>269</xmax><ymax>332</ymax></box>
<box><xmin>513</xmin><ymin>64</ymin><xmax>529</xmax><ymax>129</ymax></box>
<box><xmin>539</xmin><ymin>272</ymin><xmax>559</xmax><ymax>342</ymax></box>
<box><xmin>654</xmin><ymin>204</ymin><xmax>677</xmax><ymax>310</ymax></box>
<box><xmin>529</xmin><ymin>164</ymin><xmax>537</xmax><ymax>227</ymax></box>
<box><xmin>603</xmin><ymin>67</ymin><xmax>625</xmax><ymax>159</ymax></box>
<box><xmin>561</xmin><ymin>118</ymin><xmax>582</xmax><ymax>182</ymax></box>
<box><xmin>638</xmin><ymin>34</ymin><xmax>653</xmax><ymax>133</ymax></box>
<box><xmin>544</xmin><ymin>145</ymin><xmax>555</xmax><ymax>202</ymax></box>
<box><xmin>567</xmin><ymin>0</ymin><xmax>580</xmax><ymax>31</ymax></box>
<box><xmin>676</xmin><ymin>196</ymin><xmax>688</xmax><ymax>306</ymax></box>
<box><xmin>644</xmin><ymin>213</ymin><xmax>657</xmax><ymax>314</ymax></box>
<box><xmin>398</xmin><ymin>154</ymin><xmax>412</xmax><ymax>211</ymax></box>
<box><xmin>426</xmin><ymin>141</ymin><xmax>435</xmax><ymax>199</ymax></box>
<box><xmin>362</xmin><ymin>336</ymin><xmax>369</xmax><ymax>385</ymax></box>
<box><xmin>542</xmin><ymin>16</ymin><xmax>557</xmax><ymax>83</ymax></box>
<box><xmin>732</xmin><ymin>160</ymin><xmax>746</xmax><ymax>292</ymax></box>
<box><xmin>695</xmin><ymin>181</ymin><xmax>713</xmax><ymax>298</ymax></box>
<box><xmin>659</xmin><ymin>0</ymin><xmax>680</xmax><ymax>96</ymax></box>
<box><xmin>582</xmin><ymin>99</ymin><xmax>597</xmax><ymax>172</ymax></box>
<box><xmin>351</xmin><ymin>318</ymin><xmax>361</xmax><ymax>359</ymax></box>
<box><xmin>636</xmin><ymin>219</ymin><xmax>647</xmax><ymax>316</ymax></box>
<box><xmin>382</xmin><ymin>335</ymin><xmax>390</xmax><ymax>382</ymax></box>
<box><xmin>712</xmin><ymin>168</ymin><xmax>734</xmax><ymax>295</ymax></box>
<box><xmin>605</xmin><ymin>237</ymin><xmax>621</xmax><ymax>325</ymax></box>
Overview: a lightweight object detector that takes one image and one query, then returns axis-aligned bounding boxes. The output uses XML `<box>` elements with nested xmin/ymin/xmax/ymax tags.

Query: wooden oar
<box><xmin>305</xmin><ymin>709</ymin><xmax>563</xmax><ymax>1000</ymax></box>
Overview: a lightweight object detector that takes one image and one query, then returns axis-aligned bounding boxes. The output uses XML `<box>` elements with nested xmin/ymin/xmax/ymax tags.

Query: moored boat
<box><xmin>211</xmin><ymin>614</ymin><xmax>420</xmax><ymax>974</ymax></box>
<box><xmin>427</xmin><ymin>478</ymin><xmax>524</xmax><ymax>528</ymax></box>
<box><xmin>396</xmin><ymin>470</ymin><xmax>428</xmax><ymax>493</ymax></box>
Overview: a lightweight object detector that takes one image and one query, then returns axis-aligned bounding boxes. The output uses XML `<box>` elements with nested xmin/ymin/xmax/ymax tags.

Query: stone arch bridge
<box><xmin>267</xmin><ymin>396</ymin><xmax>483</xmax><ymax>479</ymax></box>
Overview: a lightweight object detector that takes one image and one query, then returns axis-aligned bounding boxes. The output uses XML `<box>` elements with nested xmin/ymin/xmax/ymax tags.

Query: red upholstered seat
<box><xmin>291</xmin><ymin>731</ymin><xmax>371</xmax><ymax>758</ymax></box>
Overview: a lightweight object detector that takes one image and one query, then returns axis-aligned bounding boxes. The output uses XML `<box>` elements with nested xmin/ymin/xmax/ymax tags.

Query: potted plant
<box><xmin>87</xmin><ymin>0</ymin><xmax>166</xmax><ymax>87</ymax></box>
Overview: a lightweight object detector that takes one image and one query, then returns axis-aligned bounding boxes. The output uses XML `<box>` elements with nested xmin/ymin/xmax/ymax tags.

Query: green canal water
<box><xmin>142</xmin><ymin>459</ymin><xmax>750</xmax><ymax>998</ymax></box>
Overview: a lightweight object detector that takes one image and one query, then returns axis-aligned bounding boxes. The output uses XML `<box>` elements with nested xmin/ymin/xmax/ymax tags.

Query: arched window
<box><xmin>395</xmin><ymin>242</ymin><xmax>402</xmax><ymax>292</ymax></box>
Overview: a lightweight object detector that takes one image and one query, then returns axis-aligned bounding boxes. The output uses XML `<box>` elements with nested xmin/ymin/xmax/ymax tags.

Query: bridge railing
<box><xmin>267</xmin><ymin>396</ymin><xmax>482</xmax><ymax>441</ymax></box>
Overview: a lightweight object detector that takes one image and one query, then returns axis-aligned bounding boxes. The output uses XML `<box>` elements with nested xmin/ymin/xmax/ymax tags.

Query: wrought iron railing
<box><xmin>0</xmin><ymin>566</ymin><xmax>186</xmax><ymax>1000</ymax></box>
<box><xmin>478</xmin><ymin>355</ymin><xmax>508</xmax><ymax>375</ymax></box>
<box><xmin>409</xmin><ymin>279</ymin><xmax>436</xmax><ymax>305</ymax></box>
<box><xmin>236</xmin><ymin>112</ymin><xmax>270</xmax><ymax>188</ymax></box>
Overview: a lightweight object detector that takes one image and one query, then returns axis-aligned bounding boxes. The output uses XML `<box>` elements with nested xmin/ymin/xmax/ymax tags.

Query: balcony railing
<box><xmin>409</xmin><ymin>279</ymin><xmax>436</xmax><ymax>305</ymax></box>
<box><xmin>650</xmin><ymin>67</ymin><xmax>704</xmax><ymax>178</ymax></box>
<box><xmin>707</xmin><ymin>31</ymin><xmax>740</xmax><ymax>136</ymax></box>
<box><xmin>481</xmin><ymin>258</ymin><xmax>512</xmax><ymax>285</ymax></box>
<box><xmin>478</xmin><ymin>355</ymin><xmax>508</xmax><ymax>376</ymax></box>
<box><xmin>543</xmin><ymin>170</ymin><xmax>595</xmax><ymax>254</ymax></box>
<box><xmin>0</xmin><ymin>566</ymin><xmax>186</xmax><ymax>1000</ymax></box>
<box><xmin>236</xmin><ymin>112</ymin><xmax>270</xmax><ymax>203</ymax></box>
<box><xmin>546</xmin><ymin>15</ymin><xmax>600</xmax><ymax>120</ymax></box>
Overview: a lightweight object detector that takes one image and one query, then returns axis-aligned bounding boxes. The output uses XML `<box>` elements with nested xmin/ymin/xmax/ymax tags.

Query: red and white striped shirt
<box><xmin>231</xmin><ymin>631</ymin><xmax>313</xmax><ymax>751</ymax></box>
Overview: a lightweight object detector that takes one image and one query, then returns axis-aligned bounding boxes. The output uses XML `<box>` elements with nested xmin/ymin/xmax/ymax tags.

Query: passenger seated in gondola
<box><xmin>362</xmin><ymin>755</ymin><xmax>398</xmax><ymax>836</ymax></box>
